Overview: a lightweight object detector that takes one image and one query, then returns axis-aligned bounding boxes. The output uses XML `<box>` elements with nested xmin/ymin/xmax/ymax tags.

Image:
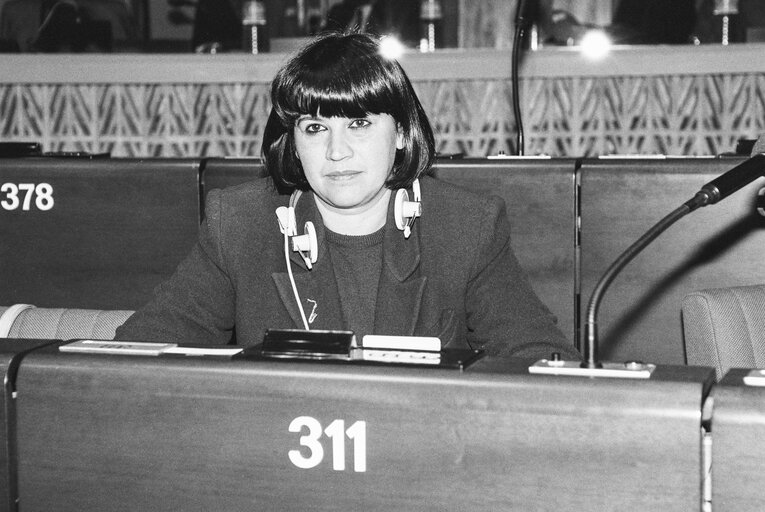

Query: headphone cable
<box><xmin>282</xmin><ymin>229</ymin><xmax>310</xmax><ymax>330</ymax></box>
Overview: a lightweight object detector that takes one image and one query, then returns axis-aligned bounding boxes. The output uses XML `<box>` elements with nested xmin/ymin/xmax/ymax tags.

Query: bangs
<box><xmin>262</xmin><ymin>32</ymin><xmax>435</xmax><ymax>192</ymax></box>
<box><xmin>276</xmin><ymin>50</ymin><xmax>402</xmax><ymax>122</ymax></box>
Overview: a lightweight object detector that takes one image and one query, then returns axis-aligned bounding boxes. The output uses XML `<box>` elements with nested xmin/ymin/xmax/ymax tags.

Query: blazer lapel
<box><xmin>373</xmin><ymin>199</ymin><xmax>426</xmax><ymax>336</ymax></box>
<box><xmin>271</xmin><ymin>262</ymin><xmax>344</xmax><ymax>331</ymax></box>
<box><xmin>271</xmin><ymin>191</ymin><xmax>344</xmax><ymax>330</ymax></box>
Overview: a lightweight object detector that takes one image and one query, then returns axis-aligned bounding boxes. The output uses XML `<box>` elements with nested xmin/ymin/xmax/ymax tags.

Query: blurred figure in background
<box><xmin>537</xmin><ymin>0</ymin><xmax>698</xmax><ymax>46</ymax></box>
<box><xmin>693</xmin><ymin>0</ymin><xmax>765</xmax><ymax>43</ymax></box>
<box><xmin>192</xmin><ymin>0</ymin><xmax>240</xmax><ymax>52</ymax></box>
<box><xmin>0</xmin><ymin>0</ymin><xmax>135</xmax><ymax>52</ymax></box>
<box><xmin>611</xmin><ymin>0</ymin><xmax>696</xmax><ymax>44</ymax></box>
<box><xmin>324</xmin><ymin>0</ymin><xmax>419</xmax><ymax>47</ymax></box>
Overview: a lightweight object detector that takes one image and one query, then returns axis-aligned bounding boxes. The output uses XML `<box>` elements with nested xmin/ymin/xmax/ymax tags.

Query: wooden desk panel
<box><xmin>0</xmin><ymin>339</ymin><xmax>63</xmax><ymax>512</ymax></box>
<box><xmin>710</xmin><ymin>369</ymin><xmax>765</xmax><ymax>511</ymax></box>
<box><xmin>14</xmin><ymin>350</ymin><xmax>711</xmax><ymax>511</ymax></box>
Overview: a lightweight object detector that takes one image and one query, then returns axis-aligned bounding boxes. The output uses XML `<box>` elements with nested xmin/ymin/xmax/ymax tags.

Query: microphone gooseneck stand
<box><xmin>583</xmin><ymin>152</ymin><xmax>765</xmax><ymax>369</ymax></box>
<box><xmin>512</xmin><ymin>0</ymin><xmax>529</xmax><ymax>156</ymax></box>
<box><xmin>582</xmin><ymin>194</ymin><xmax>706</xmax><ymax>368</ymax></box>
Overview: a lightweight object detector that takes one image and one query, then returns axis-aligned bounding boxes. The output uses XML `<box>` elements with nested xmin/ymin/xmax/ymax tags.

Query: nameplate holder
<box><xmin>59</xmin><ymin>339</ymin><xmax>177</xmax><ymax>356</ymax></box>
<box><xmin>59</xmin><ymin>340</ymin><xmax>244</xmax><ymax>357</ymax></box>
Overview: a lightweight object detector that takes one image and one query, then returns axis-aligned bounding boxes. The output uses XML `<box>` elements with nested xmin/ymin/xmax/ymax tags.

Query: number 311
<box><xmin>288</xmin><ymin>416</ymin><xmax>367</xmax><ymax>472</ymax></box>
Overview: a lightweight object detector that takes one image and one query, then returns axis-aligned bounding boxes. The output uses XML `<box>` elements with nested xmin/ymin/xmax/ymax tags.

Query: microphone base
<box><xmin>529</xmin><ymin>359</ymin><xmax>656</xmax><ymax>379</ymax></box>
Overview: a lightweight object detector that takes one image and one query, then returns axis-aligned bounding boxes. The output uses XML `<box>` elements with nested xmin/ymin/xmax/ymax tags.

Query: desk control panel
<box><xmin>742</xmin><ymin>369</ymin><xmax>765</xmax><ymax>386</ymax></box>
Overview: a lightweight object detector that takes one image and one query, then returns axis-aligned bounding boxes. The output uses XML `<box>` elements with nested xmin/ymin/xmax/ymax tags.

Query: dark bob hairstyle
<box><xmin>261</xmin><ymin>32</ymin><xmax>435</xmax><ymax>192</ymax></box>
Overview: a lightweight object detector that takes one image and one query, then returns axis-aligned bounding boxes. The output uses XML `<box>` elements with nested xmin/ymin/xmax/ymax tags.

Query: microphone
<box><xmin>582</xmin><ymin>139</ymin><xmax>765</xmax><ymax>370</ymax></box>
<box><xmin>697</xmin><ymin>142</ymin><xmax>765</xmax><ymax>205</ymax></box>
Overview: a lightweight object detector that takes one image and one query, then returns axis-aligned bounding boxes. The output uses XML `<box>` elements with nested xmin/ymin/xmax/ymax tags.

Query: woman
<box><xmin>115</xmin><ymin>32</ymin><xmax>579</xmax><ymax>362</ymax></box>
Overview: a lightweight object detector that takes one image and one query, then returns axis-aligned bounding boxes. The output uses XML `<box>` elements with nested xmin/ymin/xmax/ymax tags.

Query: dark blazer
<box><xmin>115</xmin><ymin>176</ymin><xmax>579</xmax><ymax>361</ymax></box>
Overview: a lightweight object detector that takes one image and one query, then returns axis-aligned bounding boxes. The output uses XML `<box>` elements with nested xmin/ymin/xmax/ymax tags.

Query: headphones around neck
<box><xmin>274</xmin><ymin>180</ymin><xmax>422</xmax><ymax>330</ymax></box>
<box><xmin>275</xmin><ymin>179</ymin><xmax>422</xmax><ymax>269</ymax></box>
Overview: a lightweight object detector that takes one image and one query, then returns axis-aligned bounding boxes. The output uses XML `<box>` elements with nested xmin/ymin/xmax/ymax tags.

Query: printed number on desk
<box><xmin>288</xmin><ymin>416</ymin><xmax>367</xmax><ymax>472</ymax></box>
<box><xmin>1</xmin><ymin>183</ymin><xmax>54</xmax><ymax>211</ymax></box>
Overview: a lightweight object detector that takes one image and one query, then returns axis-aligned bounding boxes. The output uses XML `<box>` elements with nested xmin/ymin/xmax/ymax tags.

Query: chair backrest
<box><xmin>682</xmin><ymin>284</ymin><xmax>765</xmax><ymax>379</ymax></box>
<box><xmin>200</xmin><ymin>157</ymin><xmax>264</xmax><ymax>195</ymax></box>
<box><xmin>0</xmin><ymin>304</ymin><xmax>133</xmax><ymax>340</ymax></box>
<box><xmin>0</xmin><ymin>157</ymin><xmax>201</xmax><ymax>310</ymax></box>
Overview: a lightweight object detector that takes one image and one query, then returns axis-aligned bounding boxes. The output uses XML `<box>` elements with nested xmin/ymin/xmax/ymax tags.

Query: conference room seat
<box><xmin>199</xmin><ymin>157</ymin><xmax>265</xmax><ymax>219</ymax></box>
<box><xmin>682</xmin><ymin>284</ymin><xmax>765</xmax><ymax>380</ymax></box>
<box><xmin>0</xmin><ymin>304</ymin><xmax>133</xmax><ymax>340</ymax></box>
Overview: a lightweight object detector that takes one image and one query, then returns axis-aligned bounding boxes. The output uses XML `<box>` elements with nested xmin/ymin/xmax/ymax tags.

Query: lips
<box><xmin>325</xmin><ymin>170</ymin><xmax>361</xmax><ymax>179</ymax></box>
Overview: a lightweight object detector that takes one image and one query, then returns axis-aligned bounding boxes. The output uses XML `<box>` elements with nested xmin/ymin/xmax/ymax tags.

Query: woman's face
<box><xmin>293</xmin><ymin>112</ymin><xmax>404</xmax><ymax>216</ymax></box>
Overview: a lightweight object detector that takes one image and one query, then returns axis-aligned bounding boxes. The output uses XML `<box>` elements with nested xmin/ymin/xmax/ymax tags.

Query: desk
<box><xmin>709</xmin><ymin>369</ymin><xmax>765</xmax><ymax>511</ymax></box>
<box><xmin>0</xmin><ymin>339</ymin><xmax>60</xmax><ymax>512</ymax></box>
<box><xmin>11</xmin><ymin>346</ymin><xmax>712</xmax><ymax>511</ymax></box>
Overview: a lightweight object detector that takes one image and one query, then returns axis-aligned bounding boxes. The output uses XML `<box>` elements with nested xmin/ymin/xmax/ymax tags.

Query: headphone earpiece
<box><xmin>275</xmin><ymin>193</ymin><xmax>318</xmax><ymax>269</ymax></box>
<box><xmin>275</xmin><ymin>206</ymin><xmax>296</xmax><ymax>236</ymax></box>
<box><xmin>292</xmin><ymin>221</ymin><xmax>318</xmax><ymax>268</ymax></box>
<box><xmin>394</xmin><ymin>179</ymin><xmax>422</xmax><ymax>239</ymax></box>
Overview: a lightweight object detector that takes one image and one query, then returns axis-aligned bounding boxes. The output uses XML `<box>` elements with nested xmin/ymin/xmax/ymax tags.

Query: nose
<box><xmin>326</xmin><ymin>129</ymin><xmax>353</xmax><ymax>161</ymax></box>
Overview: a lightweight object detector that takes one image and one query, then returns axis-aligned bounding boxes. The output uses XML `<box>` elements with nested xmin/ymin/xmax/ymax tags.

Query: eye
<box><xmin>349</xmin><ymin>118</ymin><xmax>371</xmax><ymax>129</ymax></box>
<box><xmin>302</xmin><ymin>123</ymin><xmax>326</xmax><ymax>134</ymax></box>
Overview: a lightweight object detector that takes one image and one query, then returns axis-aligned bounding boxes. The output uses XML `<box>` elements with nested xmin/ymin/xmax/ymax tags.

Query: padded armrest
<box><xmin>682</xmin><ymin>285</ymin><xmax>765</xmax><ymax>379</ymax></box>
<box><xmin>0</xmin><ymin>305</ymin><xmax>133</xmax><ymax>340</ymax></box>
<box><xmin>0</xmin><ymin>304</ymin><xmax>36</xmax><ymax>337</ymax></box>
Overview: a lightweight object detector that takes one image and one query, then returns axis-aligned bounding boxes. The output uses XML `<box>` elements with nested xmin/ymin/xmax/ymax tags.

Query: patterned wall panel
<box><xmin>2</xmin><ymin>48</ymin><xmax>765</xmax><ymax>158</ymax></box>
<box><xmin>414</xmin><ymin>80</ymin><xmax>515</xmax><ymax>157</ymax></box>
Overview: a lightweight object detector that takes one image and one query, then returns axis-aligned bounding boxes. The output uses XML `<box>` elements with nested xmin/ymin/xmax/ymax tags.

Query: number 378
<box><xmin>288</xmin><ymin>416</ymin><xmax>367</xmax><ymax>472</ymax></box>
<box><xmin>1</xmin><ymin>183</ymin><xmax>54</xmax><ymax>211</ymax></box>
